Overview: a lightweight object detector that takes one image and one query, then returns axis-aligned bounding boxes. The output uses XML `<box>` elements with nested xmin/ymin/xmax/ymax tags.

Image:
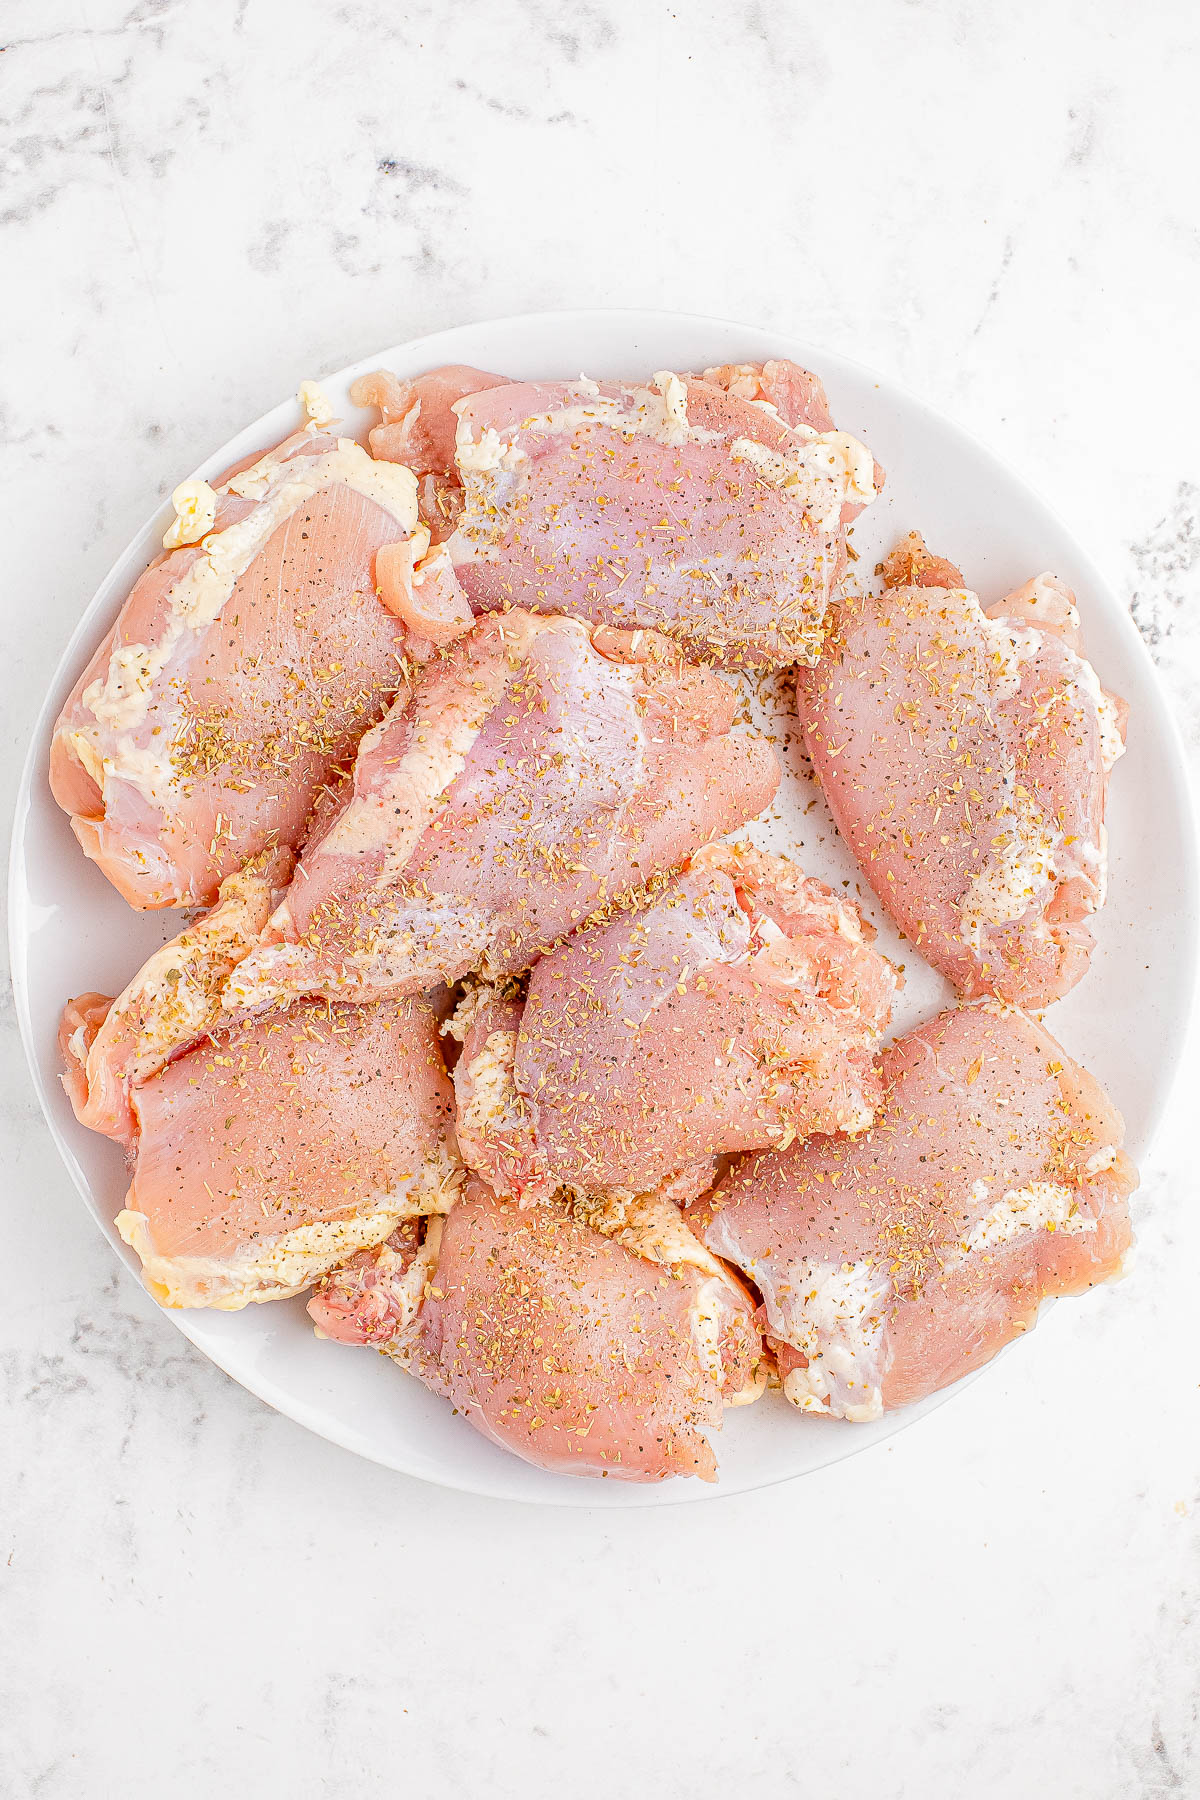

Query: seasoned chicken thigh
<box><xmin>309</xmin><ymin>1177</ymin><xmax>762</xmax><ymax>1483</ymax></box>
<box><xmin>796</xmin><ymin>536</ymin><xmax>1126</xmax><ymax>1008</ymax></box>
<box><xmin>356</xmin><ymin>359</ymin><xmax>880</xmax><ymax>667</ymax></box>
<box><xmin>50</xmin><ymin>416</ymin><xmax>448</xmax><ymax>909</ymax></box>
<box><xmin>450</xmin><ymin>843</ymin><xmax>897</xmax><ymax>1203</ymax></box>
<box><xmin>692</xmin><ymin>1003</ymin><xmax>1136</xmax><ymax>1421</ymax></box>
<box><xmin>58</xmin><ymin>849</ymin><xmax>292</xmax><ymax>1145</ymax></box>
<box><xmin>222</xmin><ymin>611</ymin><xmax>780</xmax><ymax>1012</ymax></box>
<box><xmin>62</xmin><ymin>985</ymin><xmax>459</xmax><ymax>1310</ymax></box>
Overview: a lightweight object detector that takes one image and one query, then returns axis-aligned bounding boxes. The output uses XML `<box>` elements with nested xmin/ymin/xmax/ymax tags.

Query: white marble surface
<box><xmin>3</xmin><ymin>2</ymin><xmax>1199</xmax><ymax>1794</ymax></box>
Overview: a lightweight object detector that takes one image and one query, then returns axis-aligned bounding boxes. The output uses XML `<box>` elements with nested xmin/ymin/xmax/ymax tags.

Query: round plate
<box><xmin>11</xmin><ymin>310</ymin><xmax>1198</xmax><ymax>1506</ymax></box>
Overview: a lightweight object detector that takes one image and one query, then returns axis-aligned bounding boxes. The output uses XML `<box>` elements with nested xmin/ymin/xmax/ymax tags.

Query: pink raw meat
<box><xmin>222</xmin><ymin>611</ymin><xmax>780</xmax><ymax>1011</ymax></box>
<box><xmin>796</xmin><ymin>535</ymin><xmax>1127</xmax><ymax>1008</ymax></box>
<box><xmin>692</xmin><ymin>1003</ymin><xmax>1136</xmax><ymax>1420</ymax></box>
<box><xmin>309</xmin><ymin>1177</ymin><xmax>763</xmax><ymax>1483</ymax></box>
<box><xmin>50</xmin><ymin>423</ymin><xmax>443</xmax><ymax>908</ymax></box>
<box><xmin>451</xmin><ymin>843</ymin><xmax>897</xmax><ymax>1202</ymax></box>
<box><xmin>63</xmin><ymin>985</ymin><xmax>459</xmax><ymax>1311</ymax></box>
<box><xmin>357</xmin><ymin>360</ymin><xmax>882</xmax><ymax>668</ymax></box>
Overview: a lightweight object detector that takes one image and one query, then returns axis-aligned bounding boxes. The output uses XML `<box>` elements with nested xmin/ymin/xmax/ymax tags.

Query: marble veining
<box><xmin>2</xmin><ymin>2</ymin><xmax>1199</xmax><ymax>1796</ymax></box>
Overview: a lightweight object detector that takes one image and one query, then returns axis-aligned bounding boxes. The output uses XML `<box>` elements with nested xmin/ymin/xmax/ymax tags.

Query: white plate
<box><xmin>10</xmin><ymin>310</ymin><xmax>1198</xmax><ymax>1507</ymax></box>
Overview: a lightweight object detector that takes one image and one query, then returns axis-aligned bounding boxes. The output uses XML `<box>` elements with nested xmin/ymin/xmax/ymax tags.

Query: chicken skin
<box><xmin>450</xmin><ymin>843</ymin><xmax>897</xmax><ymax>1204</ymax></box>
<box><xmin>221</xmin><ymin>611</ymin><xmax>780</xmax><ymax>1013</ymax></box>
<box><xmin>58</xmin><ymin>849</ymin><xmax>293</xmax><ymax>1145</ymax></box>
<box><xmin>691</xmin><ymin>1003</ymin><xmax>1136</xmax><ymax>1421</ymax></box>
<box><xmin>309</xmin><ymin>1177</ymin><xmax>762</xmax><ymax>1483</ymax></box>
<box><xmin>795</xmin><ymin>535</ymin><xmax>1126</xmax><ymax>1008</ymax></box>
<box><xmin>50</xmin><ymin>415</ymin><xmax>447</xmax><ymax>908</ymax></box>
<box><xmin>62</xmin><ymin>984</ymin><xmax>460</xmax><ymax>1311</ymax></box>
<box><xmin>354</xmin><ymin>359</ymin><xmax>881</xmax><ymax>668</ymax></box>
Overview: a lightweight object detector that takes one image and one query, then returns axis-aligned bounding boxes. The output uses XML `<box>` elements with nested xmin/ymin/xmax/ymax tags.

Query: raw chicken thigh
<box><xmin>450</xmin><ymin>843</ymin><xmax>897</xmax><ymax>1203</ymax></box>
<box><xmin>59</xmin><ymin>849</ymin><xmax>292</xmax><ymax>1145</ymax></box>
<box><xmin>50</xmin><ymin>416</ymin><xmax>445</xmax><ymax>909</ymax></box>
<box><xmin>796</xmin><ymin>534</ymin><xmax>1126</xmax><ymax>1008</ymax></box>
<box><xmin>692</xmin><ymin>1003</ymin><xmax>1136</xmax><ymax>1421</ymax></box>
<box><xmin>309</xmin><ymin>1176</ymin><xmax>762</xmax><ymax>1483</ymax></box>
<box><xmin>222</xmin><ymin>611</ymin><xmax>780</xmax><ymax>1012</ymax></box>
<box><xmin>62</xmin><ymin>982</ymin><xmax>459</xmax><ymax>1310</ymax></box>
<box><xmin>356</xmin><ymin>359</ymin><xmax>880</xmax><ymax>667</ymax></box>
